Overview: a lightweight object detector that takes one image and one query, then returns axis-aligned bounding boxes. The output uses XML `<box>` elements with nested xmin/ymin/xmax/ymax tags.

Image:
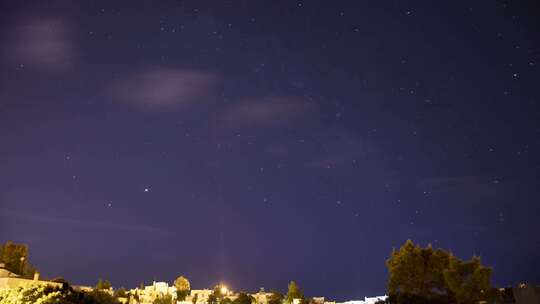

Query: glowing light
<box><xmin>220</xmin><ymin>285</ymin><xmax>228</xmax><ymax>295</ymax></box>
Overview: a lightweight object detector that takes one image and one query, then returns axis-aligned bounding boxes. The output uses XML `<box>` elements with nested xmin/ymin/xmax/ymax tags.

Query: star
<box><xmin>144</xmin><ymin>188</ymin><xmax>150</xmax><ymax>192</ymax></box>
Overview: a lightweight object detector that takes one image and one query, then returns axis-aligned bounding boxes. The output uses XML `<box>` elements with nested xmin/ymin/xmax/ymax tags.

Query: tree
<box><xmin>233</xmin><ymin>293</ymin><xmax>253</xmax><ymax>304</ymax></box>
<box><xmin>285</xmin><ymin>281</ymin><xmax>304</xmax><ymax>304</ymax></box>
<box><xmin>386</xmin><ymin>240</ymin><xmax>452</xmax><ymax>303</ymax></box>
<box><xmin>191</xmin><ymin>293</ymin><xmax>199</xmax><ymax>304</ymax></box>
<box><xmin>268</xmin><ymin>291</ymin><xmax>284</xmax><ymax>304</ymax></box>
<box><xmin>174</xmin><ymin>275</ymin><xmax>191</xmax><ymax>300</ymax></box>
<box><xmin>0</xmin><ymin>241</ymin><xmax>37</xmax><ymax>276</ymax></box>
<box><xmin>115</xmin><ymin>287</ymin><xmax>128</xmax><ymax>298</ymax></box>
<box><xmin>51</xmin><ymin>277</ymin><xmax>71</xmax><ymax>291</ymax></box>
<box><xmin>211</xmin><ymin>284</ymin><xmax>228</xmax><ymax>303</ymax></box>
<box><xmin>96</xmin><ymin>278</ymin><xmax>112</xmax><ymax>290</ymax></box>
<box><xmin>208</xmin><ymin>293</ymin><xmax>218</xmax><ymax>304</ymax></box>
<box><xmin>443</xmin><ymin>255</ymin><xmax>492</xmax><ymax>304</ymax></box>
<box><xmin>154</xmin><ymin>294</ymin><xmax>173</xmax><ymax>304</ymax></box>
<box><xmin>0</xmin><ymin>284</ymin><xmax>123</xmax><ymax>304</ymax></box>
<box><xmin>0</xmin><ymin>285</ymin><xmax>65</xmax><ymax>303</ymax></box>
<box><xmin>386</xmin><ymin>240</ymin><xmax>493</xmax><ymax>304</ymax></box>
<box><xmin>87</xmin><ymin>289</ymin><xmax>120</xmax><ymax>304</ymax></box>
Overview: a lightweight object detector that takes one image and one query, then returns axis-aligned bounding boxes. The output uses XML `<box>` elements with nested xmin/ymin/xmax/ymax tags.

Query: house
<box><xmin>513</xmin><ymin>283</ymin><xmax>540</xmax><ymax>304</ymax></box>
<box><xmin>251</xmin><ymin>287</ymin><xmax>273</xmax><ymax>304</ymax></box>
<box><xmin>0</xmin><ymin>263</ymin><xmax>62</xmax><ymax>289</ymax></box>
<box><xmin>337</xmin><ymin>295</ymin><xmax>387</xmax><ymax>304</ymax></box>
<box><xmin>188</xmin><ymin>288</ymin><xmax>214</xmax><ymax>304</ymax></box>
<box><xmin>130</xmin><ymin>281</ymin><xmax>178</xmax><ymax>304</ymax></box>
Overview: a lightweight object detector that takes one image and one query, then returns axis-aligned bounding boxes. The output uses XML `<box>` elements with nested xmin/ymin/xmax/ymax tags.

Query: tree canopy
<box><xmin>208</xmin><ymin>293</ymin><xmax>218</xmax><ymax>304</ymax></box>
<box><xmin>285</xmin><ymin>281</ymin><xmax>304</xmax><ymax>304</ymax></box>
<box><xmin>174</xmin><ymin>275</ymin><xmax>191</xmax><ymax>300</ymax></box>
<box><xmin>268</xmin><ymin>291</ymin><xmax>284</xmax><ymax>304</ymax></box>
<box><xmin>153</xmin><ymin>294</ymin><xmax>173</xmax><ymax>304</ymax></box>
<box><xmin>211</xmin><ymin>283</ymin><xmax>228</xmax><ymax>302</ymax></box>
<box><xmin>114</xmin><ymin>288</ymin><xmax>127</xmax><ymax>298</ymax></box>
<box><xmin>233</xmin><ymin>293</ymin><xmax>253</xmax><ymax>304</ymax></box>
<box><xmin>0</xmin><ymin>285</ymin><xmax>120</xmax><ymax>304</ymax></box>
<box><xmin>0</xmin><ymin>241</ymin><xmax>37</xmax><ymax>276</ymax></box>
<box><xmin>96</xmin><ymin>278</ymin><xmax>112</xmax><ymax>290</ymax></box>
<box><xmin>444</xmin><ymin>255</ymin><xmax>492</xmax><ymax>304</ymax></box>
<box><xmin>386</xmin><ymin>239</ymin><xmax>492</xmax><ymax>304</ymax></box>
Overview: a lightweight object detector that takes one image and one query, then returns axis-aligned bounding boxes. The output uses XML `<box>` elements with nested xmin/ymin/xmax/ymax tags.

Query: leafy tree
<box><xmin>208</xmin><ymin>293</ymin><xmax>218</xmax><ymax>304</ymax></box>
<box><xmin>132</xmin><ymin>292</ymin><xmax>140</xmax><ymax>303</ymax></box>
<box><xmin>174</xmin><ymin>275</ymin><xmax>191</xmax><ymax>300</ymax></box>
<box><xmin>233</xmin><ymin>293</ymin><xmax>253</xmax><ymax>304</ymax></box>
<box><xmin>96</xmin><ymin>278</ymin><xmax>112</xmax><ymax>290</ymax></box>
<box><xmin>86</xmin><ymin>290</ymin><xmax>120</xmax><ymax>304</ymax></box>
<box><xmin>154</xmin><ymin>294</ymin><xmax>173</xmax><ymax>304</ymax></box>
<box><xmin>213</xmin><ymin>284</ymin><xmax>227</xmax><ymax>297</ymax></box>
<box><xmin>191</xmin><ymin>293</ymin><xmax>199</xmax><ymax>304</ymax></box>
<box><xmin>0</xmin><ymin>285</ymin><xmax>122</xmax><ymax>304</ymax></box>
<box><xmin>386</xmin><ymin>240</ymin><xmax>493</xmax><ymax>304</ymax></box>
<box><xmin>386</xmin><ymin>240</ymin><xmax>452</xmax><ymax>303</ymax></box>
<box><xmin>285</xmin><ymin>281</ymin><xmax>304</xmax><ymax>304</ymax></box>
<box><xmin>443</xmin><ymin>255</ymin><xmax>492</xmax><ymax>304</ymax></box>
<box><xmin>0</xmin><ymin>285</ymin><xmax>65</xmax><ymax>303</ymax></box>
<box><xmin>51</xmin><ymin>277</ymin><xmax>71</xmax><ymax>291</ymax></box>
<box><xmin>211</xmin><ymin>284</ymin><xmax>228</xmax><ymax>303</ymax></box>
<box><xmin>268</xmin><ymin>291</ymin><xmax>284</xmax><ymax>304</ymax></box>
<box><xmin>0</xmin><ymin>241</ymin><xmax>37</xmax><ymax>276</ymax></box>
<box><xmin>115</xmin><ymin>288</ymin><xmax>127</xmax><ymax>298</ymax></box>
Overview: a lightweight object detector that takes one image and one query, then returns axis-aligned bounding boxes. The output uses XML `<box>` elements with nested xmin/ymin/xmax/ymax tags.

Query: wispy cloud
<box><xmin>3</xmin><ymin>15</ymin><xmax>74</xmax><ymax>70</ymax></box>
<box><xmin>219</xmin><ymin>96</ymin><xmax>315</xmax><ymax>128</ymax></box>
<box><xmin>0</xmin><ymin>210</ymin><xmax>168</xmax><ymax>235</ymax></box>
<box><xmin>111</xmin><ymin>67</ymin><xmax>218</xmax><ymax>109</ymax></box>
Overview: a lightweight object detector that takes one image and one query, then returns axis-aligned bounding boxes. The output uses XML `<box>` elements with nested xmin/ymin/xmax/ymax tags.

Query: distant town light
<box><xmin>220</xmin><ymin>285</ymin><xmax>228</xmax><ymax>295</ymax></box>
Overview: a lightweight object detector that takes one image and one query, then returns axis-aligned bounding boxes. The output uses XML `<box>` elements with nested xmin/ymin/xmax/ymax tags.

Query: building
<box><xmin>188</xmin><ymin>288</ymin><xmax>214</xmax><ymax>304</ymax></box>
<box><xmin>338</xmin><ymin>295</ymin><xmax>388</xmax><ymax>304</ymax></box>
<box><xmin>513</xmin><ymin>284</ymin><xmax>540</xmax><ymax>304</ymax></box>
<box><xmin>130</xmin><ymin>281</ymin><xmax>178</xmax><ymax>304</ymax></box>
<box><xmin>0</xmin><ymin>263</ymin><xmax>62</xmax><ymax>290</ymax></box>
<box><xmin>72</xmin><ymin>285</ymin><xmax>94</xmax><ymax>292</ymax></box>
<box><xmin>252</xmin><ymin>287</ymin><xmax>273</xmax><ymax>304</ymax></box>
<box><xmin>312</xmin><ymin>297</ymin><xmax>325</xmax><ymax>304</ymax></box>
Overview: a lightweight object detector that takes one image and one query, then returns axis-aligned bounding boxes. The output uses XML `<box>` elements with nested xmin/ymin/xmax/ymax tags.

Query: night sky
<box><xmin>1</xmin><ymin>0</ymin><xmax>539</xmax><ymax>300</ymax></box>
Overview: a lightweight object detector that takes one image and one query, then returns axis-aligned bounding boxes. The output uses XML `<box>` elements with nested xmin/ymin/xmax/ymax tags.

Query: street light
<box><xmin>220</xmin><ymin>285</ymin><xmax>228</xmax><ymax>295</ymax></box>
<box><xmin>19</xmin><ymin>256</ymin><xmax>25</xmax><ymax>275</ymax></box>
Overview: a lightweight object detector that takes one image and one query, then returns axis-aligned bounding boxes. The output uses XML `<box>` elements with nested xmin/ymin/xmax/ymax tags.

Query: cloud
<box><xmin>3</xmin><ymin>16</ymin><xmax>74</xmax><ymax>70</ymax></box>
<box><xmin>111</xmin><ymin>67</ymin><xmax>218</xmax><ymax>109</ymax></box>
<box><xmin>219</xmin><ymin>96</ymin><xmax>315</xmax><ymax>128</ymax></box>
<box><xmin>0</xmin><ymin>210</ymin><xmax>168</xmax><ymax>235</ymax></box>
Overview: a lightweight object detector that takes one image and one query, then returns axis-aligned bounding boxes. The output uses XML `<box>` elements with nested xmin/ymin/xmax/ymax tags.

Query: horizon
<box><xmin>1</xmin><ymin>0</ymin><xmax>539</xmax><ymax>302</ymax></box>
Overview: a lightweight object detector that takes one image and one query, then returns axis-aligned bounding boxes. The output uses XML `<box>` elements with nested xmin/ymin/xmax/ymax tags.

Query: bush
<box><xmin>0</xmin><ymin>285</ymin><xmax>65</xmax><ymax>304</ymax></box>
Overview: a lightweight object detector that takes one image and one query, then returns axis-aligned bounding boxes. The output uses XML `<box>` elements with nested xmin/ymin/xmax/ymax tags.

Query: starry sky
<box><xmin>1</xmin><ymin>0</ymin><xmax>539</xmax><ymax>300</ymax></box>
